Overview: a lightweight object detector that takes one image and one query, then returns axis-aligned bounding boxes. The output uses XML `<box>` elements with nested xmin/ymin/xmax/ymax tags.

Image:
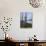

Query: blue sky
<box><xmin>20</xmin><ymin>12</ymin><xmax>32</xmax><ymax>23</ymax></box>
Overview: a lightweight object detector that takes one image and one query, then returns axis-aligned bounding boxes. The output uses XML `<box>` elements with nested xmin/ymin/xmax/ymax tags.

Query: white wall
<box><xmin>0</xmin><ymin>0</ymin><xmax>46</xmax><ymax>40</ymax></box>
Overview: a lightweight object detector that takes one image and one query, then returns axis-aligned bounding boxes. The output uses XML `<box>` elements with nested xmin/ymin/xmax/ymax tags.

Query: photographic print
<box><xmin>20</xmin><ymin>12</ymin><xmax>33</xmax><ymax>28</ymax></box>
